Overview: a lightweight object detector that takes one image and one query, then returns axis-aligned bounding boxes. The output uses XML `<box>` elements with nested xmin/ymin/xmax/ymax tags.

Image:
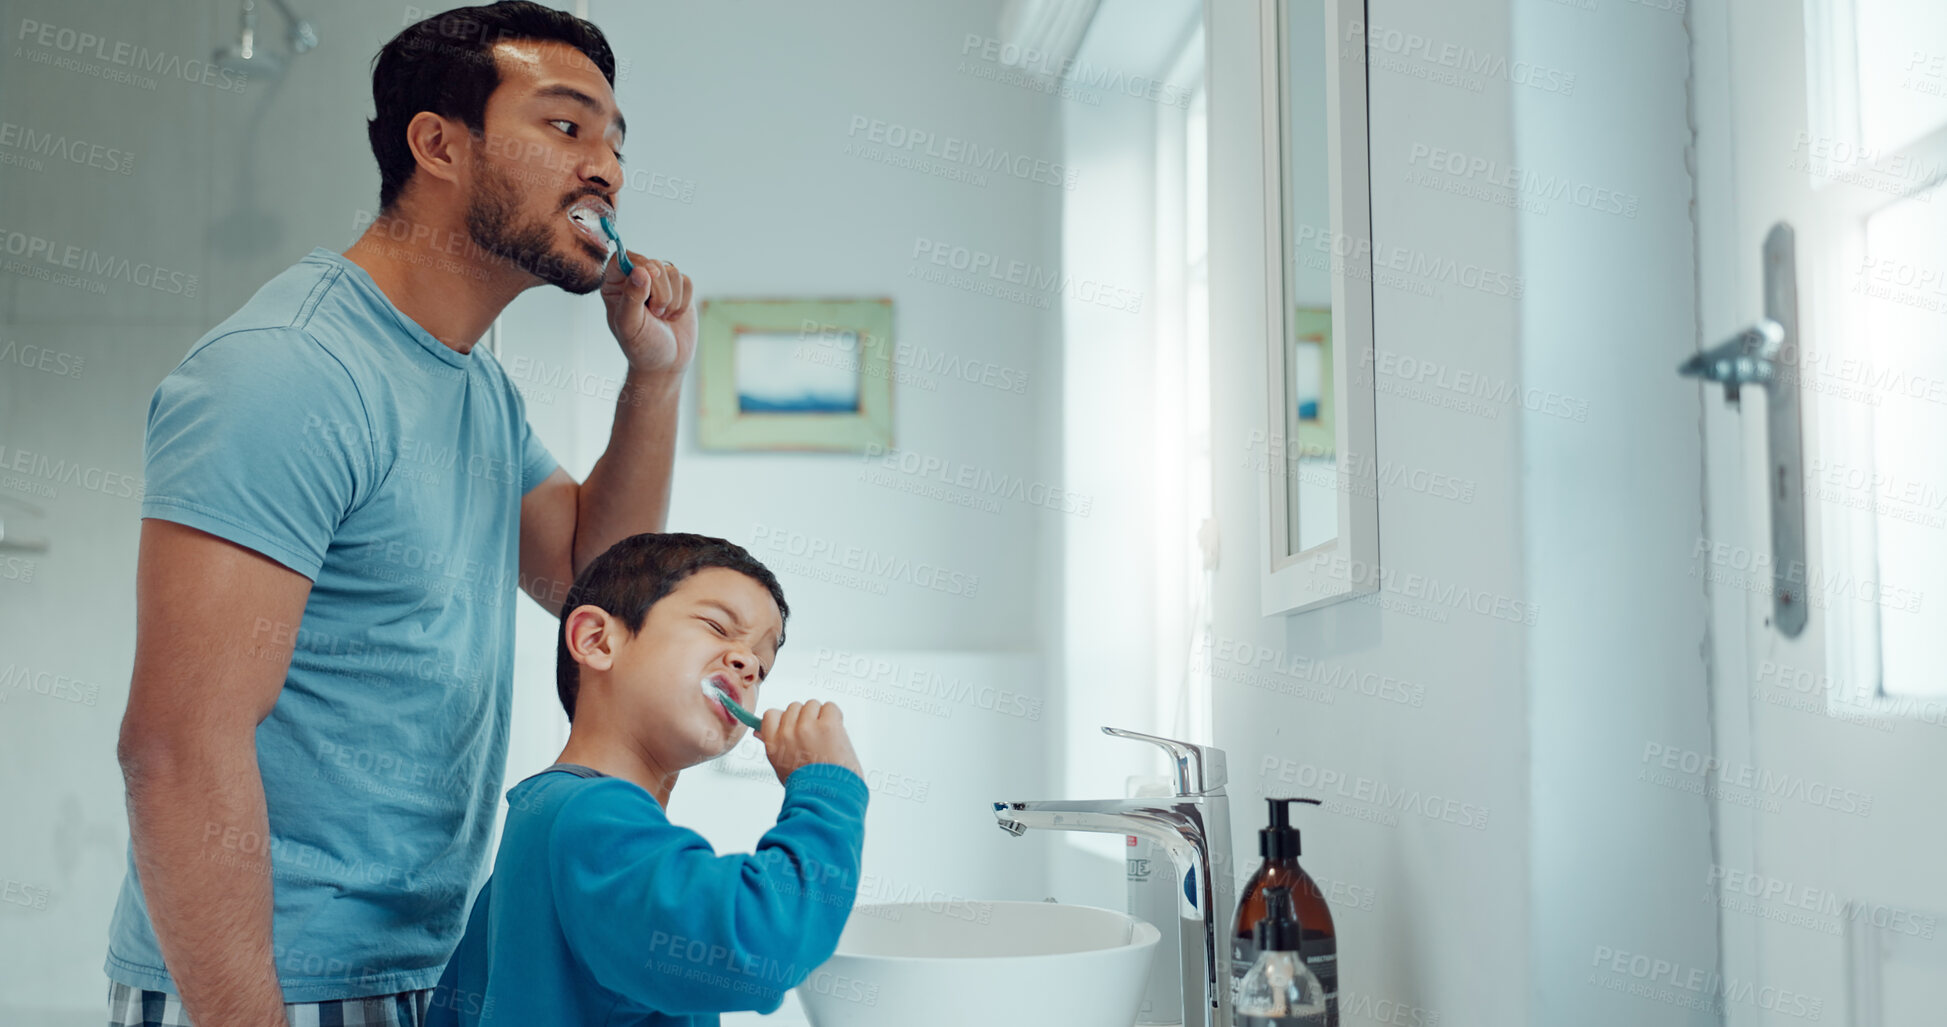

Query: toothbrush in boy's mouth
<box><xmin>701</xmin><ymin>676</ymin><xmax>762</xmax><ymax>730</ymax></box>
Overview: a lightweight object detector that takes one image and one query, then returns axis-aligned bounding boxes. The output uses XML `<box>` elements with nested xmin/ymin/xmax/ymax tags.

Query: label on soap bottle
<box><xmin>1232</xmin><ymin>937</ymin><xmax>1336</xmax><ymax>1027</ymax></box>
<box><xmin>1129</xmin><ymin>835</ymin><xmax>1182</xmax><ymax>1021</ymax></box>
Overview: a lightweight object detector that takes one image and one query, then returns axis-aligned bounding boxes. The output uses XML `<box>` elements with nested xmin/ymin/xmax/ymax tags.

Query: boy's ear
<box><xmin>564</xmin><ymin>605</ymin><xmax>619</xmax><ymax>672</ymax></box>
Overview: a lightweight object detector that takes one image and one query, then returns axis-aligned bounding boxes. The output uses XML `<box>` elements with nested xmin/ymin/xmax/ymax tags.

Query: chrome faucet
<box><xmin>993</xmin><ymin>727</ymin><xmax>1234</xmax><ymax>1027</ymax></box>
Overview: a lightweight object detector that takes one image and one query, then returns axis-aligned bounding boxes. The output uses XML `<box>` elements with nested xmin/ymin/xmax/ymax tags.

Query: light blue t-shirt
<box><xmin>427</xmin><ymin>763</ymin><xmax>869</xmax><ymax>1026</ymax></box>
<box><xmin>105</xmin><ymin>247</ymin><xmax>559</xmax><ymax>1002</ymax></box>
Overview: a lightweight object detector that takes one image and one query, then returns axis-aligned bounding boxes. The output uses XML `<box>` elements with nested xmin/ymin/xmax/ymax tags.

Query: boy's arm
<box><xmin>549</xmin><ymin>765</ymin><xmax>869</xmax><ymax>1015</ymax></box>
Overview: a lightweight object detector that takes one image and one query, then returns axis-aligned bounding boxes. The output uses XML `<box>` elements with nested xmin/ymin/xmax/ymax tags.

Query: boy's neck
<box><xmin>555</xmin><ymin>728</ymin><xmax>680</xmax><ymax>808</ymax></box>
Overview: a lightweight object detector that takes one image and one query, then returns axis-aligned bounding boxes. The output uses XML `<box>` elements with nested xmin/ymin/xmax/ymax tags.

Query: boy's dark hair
<box><xmin>555</xmin><ymin>533</ymin><xmax>789</xmax><ymax>723</ymax></box>
<box><xmin>367</xmin><ymin>1</ymin><xmax>617</xmax><ymax>210</ymax></box>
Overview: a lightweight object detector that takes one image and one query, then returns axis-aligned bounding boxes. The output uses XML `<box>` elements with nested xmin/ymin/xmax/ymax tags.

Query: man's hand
<box><xmin>600</xmin><ymin>250</ymin><xmax>696</xmax><ymax>376</ymax></box>
<box><xmin>759</xmin><ymin>700</ymin><xmax>864</xmax><ymax>786</ymax></box>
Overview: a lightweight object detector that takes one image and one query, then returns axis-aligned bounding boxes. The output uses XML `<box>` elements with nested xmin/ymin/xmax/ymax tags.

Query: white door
<box><xmin>1693</xmin><ymin>1</ymin><xmax>1947</xmax><ymax>1024</ymax></box>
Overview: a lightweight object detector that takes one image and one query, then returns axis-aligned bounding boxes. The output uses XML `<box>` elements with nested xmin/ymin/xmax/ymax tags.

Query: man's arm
<box><xmin>516</xmin><ymin>369</ymin><xmax>681</xmax><ymax>615</ymax></box>
<box><xmin>573</xmin><ymin>368</ymin><xmax>683</xmax><ymax>566</ymax></box>
<box><xmin>117</xmin><ymin>518</ymin><xmax>312</xmax><ymax>1027</ymax></box>
<box><xmin>520</xmin><ymin>256</ymin><xmax>695</xmax><ymax>614</ymax></box>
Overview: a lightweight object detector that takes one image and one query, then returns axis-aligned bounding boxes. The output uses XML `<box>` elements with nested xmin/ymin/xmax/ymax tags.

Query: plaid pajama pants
<box><xmin>107</xmin><ymin>979</ymin><xmax>434</xmax><ymax>1027</ymax></box>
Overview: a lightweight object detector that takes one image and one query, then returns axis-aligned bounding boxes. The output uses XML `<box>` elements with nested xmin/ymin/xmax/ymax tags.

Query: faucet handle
<box><xmin>1102</xmin><ymin>727</ymin><xmax>1228</xmax><ymax>795</ymax></box>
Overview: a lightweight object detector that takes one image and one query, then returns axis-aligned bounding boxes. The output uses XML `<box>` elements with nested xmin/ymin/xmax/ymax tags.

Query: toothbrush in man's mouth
<box><xmin>598</xmin><ymin>213</ymin><xmax>633</xmax><ymax>276</ymax></box>
<box><xmin>565</xmin><ymin>197</ymin><xmax>633</xmax><ymax>276</ymax></box>
<box><xmin>701</xmin><ymin>676</ymin><xmax>762</xmax><ymax>730</ymax></box>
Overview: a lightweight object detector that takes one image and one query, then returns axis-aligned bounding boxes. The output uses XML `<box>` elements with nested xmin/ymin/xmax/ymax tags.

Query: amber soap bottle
<box><xmin>1232</xmin><ymin>798</ymin><xmax>1336</xmax><ymax>1026</ymax></box>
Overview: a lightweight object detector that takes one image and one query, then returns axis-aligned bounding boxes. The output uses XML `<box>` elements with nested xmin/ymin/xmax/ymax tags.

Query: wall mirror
<box><xmin>1259</xmin><ymin>0</ymin><xmax>1379</xmax><ymax>615</ymax></box>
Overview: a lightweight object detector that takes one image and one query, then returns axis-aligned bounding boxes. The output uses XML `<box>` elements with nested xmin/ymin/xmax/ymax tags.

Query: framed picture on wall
<box><xmin>697</xmin><ymin>298</ymin><xmax>895</xmax><ymax>451</ymax></box>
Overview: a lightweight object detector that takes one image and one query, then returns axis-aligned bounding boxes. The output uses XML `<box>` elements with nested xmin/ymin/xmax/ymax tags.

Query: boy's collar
<box><xmin>532</xmin><ymin>762</ymin><xmax>609</xmax><ymax>780</ymax></box>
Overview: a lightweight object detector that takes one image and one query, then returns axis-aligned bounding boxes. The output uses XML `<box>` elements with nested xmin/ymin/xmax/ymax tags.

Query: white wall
<box><xmin>1207</xmin><ymin>0</ymin><xmax>1532</xmax><ymax>1023</ymax></box>
<box><xmin>545</xmin><ymin>0</ymin><xmax>1061</xmax><ymax>652</ymax></box>
<box><xmin>1511</xmin><ymin>2</ymin><xmax>1716</xmax><ymax>1024</ymax></box>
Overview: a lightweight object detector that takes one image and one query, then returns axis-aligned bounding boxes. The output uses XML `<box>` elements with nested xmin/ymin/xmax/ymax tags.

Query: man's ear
<box><xmin>402</xmin><ymin>110</ymin><xmax>473</xmax><ymax>195</ymax></box>
<box><xmin>564</xmin><ymin>605</ymin><xmax>618</xmax><ymax>672</ymax></box>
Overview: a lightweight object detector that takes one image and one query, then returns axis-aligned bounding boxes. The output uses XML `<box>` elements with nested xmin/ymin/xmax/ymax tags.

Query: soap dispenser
<box><xmin>1232</xmin><ymin>798</ymin><xmax>1336</xmax><ymax>1025</ymax></box>
<box><xmin>1235</xmin><ymin>885</ymin><xmax>1328</xmax><ymax>1025</ymax></box>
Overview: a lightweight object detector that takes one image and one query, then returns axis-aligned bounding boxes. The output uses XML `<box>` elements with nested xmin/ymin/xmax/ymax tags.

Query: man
<box><xmin>104</xmin><ymin>5</ymin><xmax>685</xmax><ymax>1024</ymax></box>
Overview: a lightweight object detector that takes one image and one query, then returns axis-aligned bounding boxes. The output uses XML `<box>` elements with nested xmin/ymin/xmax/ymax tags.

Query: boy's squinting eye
<box><xmin>548</xmin><ymin>118</ymin><xmax>577</xmax><ymax>136</ymax></box>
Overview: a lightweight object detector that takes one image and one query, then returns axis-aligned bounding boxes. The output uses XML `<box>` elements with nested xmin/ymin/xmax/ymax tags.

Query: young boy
<box><xmin>427</xmin><ymin>532</ymin><xmax>867</xmax><ymax>1025</ymax></box>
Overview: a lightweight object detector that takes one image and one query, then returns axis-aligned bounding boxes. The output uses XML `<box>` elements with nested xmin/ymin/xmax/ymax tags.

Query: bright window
<box><xmin>1806</xmin><ymin>0</ymin><xmax>1947</xmax><ymax>702</ymax></box>
<box><xmin>1154</xmin><ymin>29</ymin><xmax>1212</xmax><ymax>743</ymax></box>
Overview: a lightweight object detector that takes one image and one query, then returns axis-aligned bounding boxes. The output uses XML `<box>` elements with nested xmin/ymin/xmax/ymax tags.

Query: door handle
<box><xmin>1678</xmin><ymin>318</ymin><xmax>1784</xmax><ymax>404</ymax></box>
<box><xmin>1677</xmin><ymin>222</ymin><xmax>1808</xmax><ymax>638</ymax></box>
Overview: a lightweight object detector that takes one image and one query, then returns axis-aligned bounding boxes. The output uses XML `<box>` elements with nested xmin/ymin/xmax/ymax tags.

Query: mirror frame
<box><xmin>1258</xmin><ymin>0</ymin><xmax>1380</xmax><ymax>616</ymax></box>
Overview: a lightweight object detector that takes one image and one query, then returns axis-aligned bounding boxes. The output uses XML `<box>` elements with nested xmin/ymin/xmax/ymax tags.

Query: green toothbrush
<box><xmin>599</xmin><ymin>213</ymin><xmax>634</xmax><ymax>277</ymax></box>
<box><xmin>703</xmin><ymin>678</ymin><xmax>762</xmax><ymax>730</ymax></box>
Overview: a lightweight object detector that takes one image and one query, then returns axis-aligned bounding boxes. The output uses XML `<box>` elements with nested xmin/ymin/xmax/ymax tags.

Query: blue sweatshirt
<box><xmin>427</xmin><ymin>762</ymin><xmax>869</xmax><ymax>1026</ymax></box>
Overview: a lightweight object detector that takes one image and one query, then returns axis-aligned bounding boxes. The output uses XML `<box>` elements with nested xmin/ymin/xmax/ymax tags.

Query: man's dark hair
<box><xmin>367</xmin><ymin>1</ymin><xmax>616</xmax><ymax>210</ymax></box>
<box><xmin>555</xmin><ymin>533</ymin><xmax>789</xmax><ymax>723</ymax></box>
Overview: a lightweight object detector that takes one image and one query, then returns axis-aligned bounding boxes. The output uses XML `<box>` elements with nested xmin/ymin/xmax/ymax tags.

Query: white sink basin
<box><xmin>795</xmin><ymin>900</ymin><xmax>1162</xmax><ymax>1027</ymax></box>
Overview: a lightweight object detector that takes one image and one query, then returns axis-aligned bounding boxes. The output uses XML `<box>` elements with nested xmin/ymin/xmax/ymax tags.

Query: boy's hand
<box><xmin>759</xmin><ymin>700</ymin><xmax>863</xmax><ymax>785</ymax></box>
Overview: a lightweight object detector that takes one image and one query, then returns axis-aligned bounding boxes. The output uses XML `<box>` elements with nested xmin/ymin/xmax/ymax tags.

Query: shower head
<box><xmin>214</xmin><ymin>43</ymin><xmax>286</xmax><ymax>81</ymax></box>
<box><xmin>214</xmin><ymin>0</ymin><xmax>316</xmax><ymax>83</ymax></box>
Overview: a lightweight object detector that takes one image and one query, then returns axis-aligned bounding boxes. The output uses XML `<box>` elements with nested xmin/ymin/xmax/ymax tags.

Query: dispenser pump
<box><xmin>1253</xmin><ymin>885</ymin><xmax>1303</xmax><ymax>952</ymax></box>
<box><xmin>1260</xmin><ymin>797</ymin><xmax>1320</xmax><ymax>860</ymax></box>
